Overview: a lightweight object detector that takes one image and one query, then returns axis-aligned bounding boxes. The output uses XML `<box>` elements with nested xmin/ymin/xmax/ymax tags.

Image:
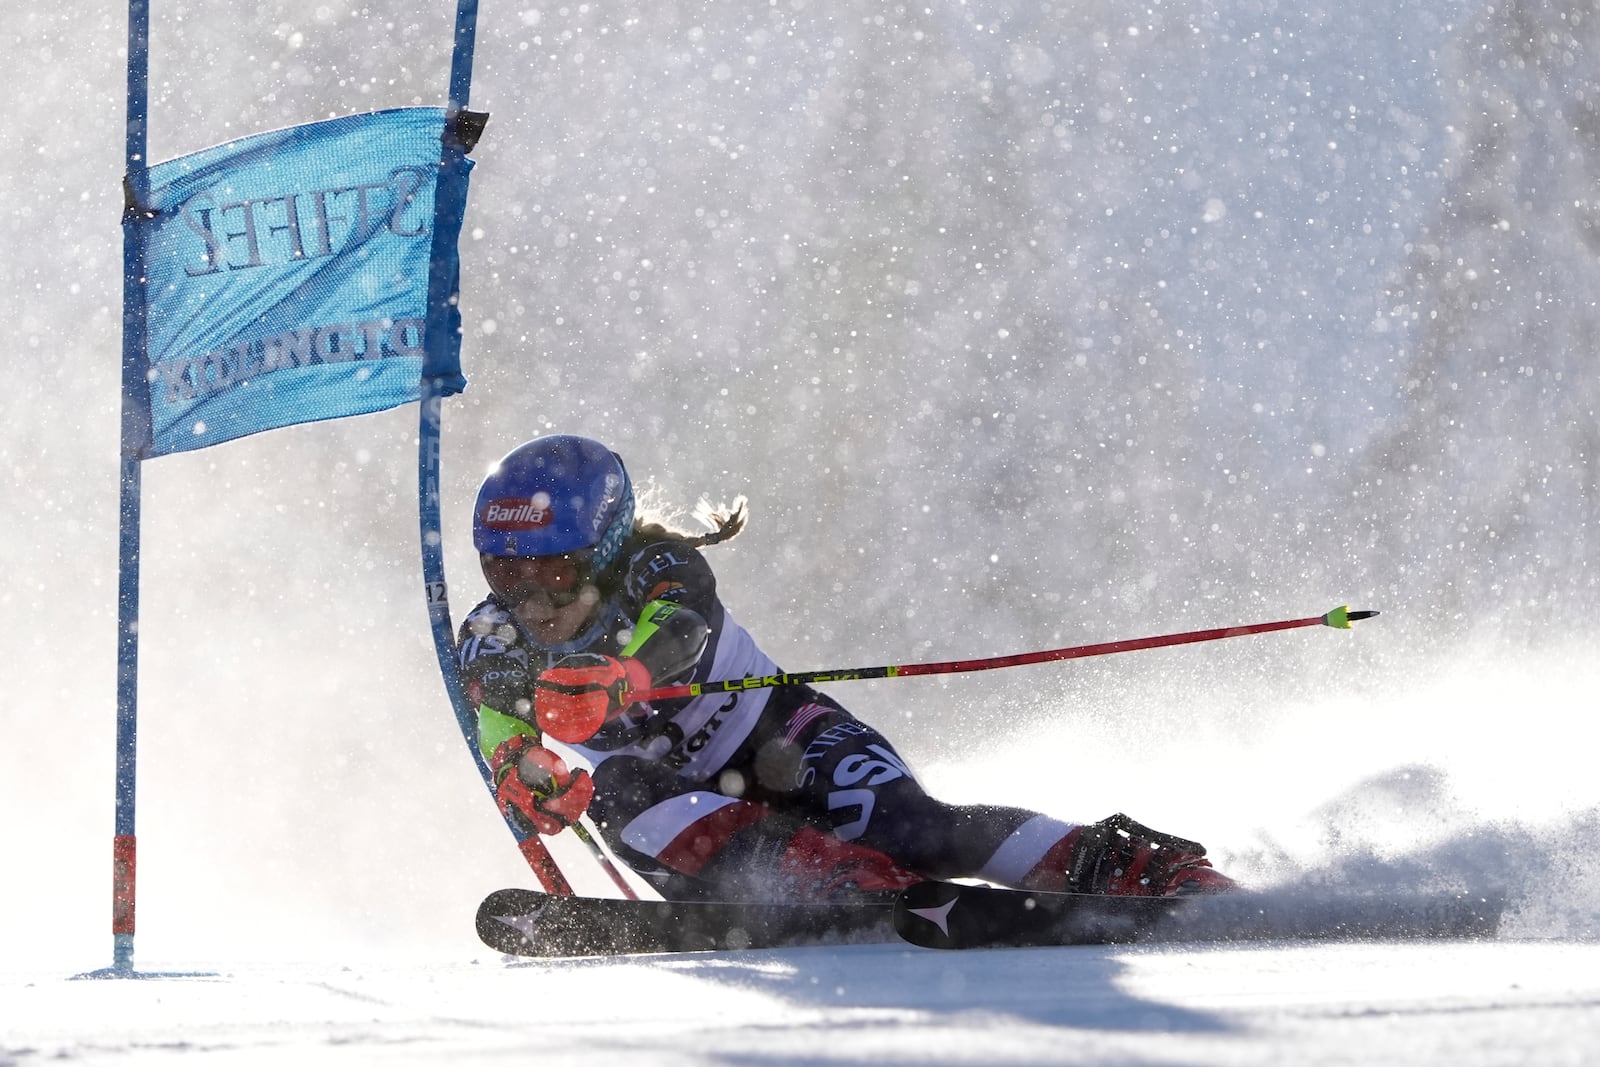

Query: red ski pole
<box><xmin>515</xmin><ymin>833</ymin><xmax>574</xmax><ymax>895</ymax></box>
<box><xmin>625</xmin><ymin>606</ymin><xmax>1377</xmax><ymax>705</ymax></box>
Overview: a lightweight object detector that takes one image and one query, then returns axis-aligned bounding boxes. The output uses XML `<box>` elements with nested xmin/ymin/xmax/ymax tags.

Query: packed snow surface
<box><xmin>7</xmin><ymin>940</ymin><xmax>1600</xmax><ymax>1065</ymax></box>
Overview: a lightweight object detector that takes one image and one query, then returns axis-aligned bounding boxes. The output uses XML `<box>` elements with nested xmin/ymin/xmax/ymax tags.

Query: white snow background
<box><xmin>4</xmin><ymin>0</ymin><xmax>1599</xmax><ymax>1063</ymax></box>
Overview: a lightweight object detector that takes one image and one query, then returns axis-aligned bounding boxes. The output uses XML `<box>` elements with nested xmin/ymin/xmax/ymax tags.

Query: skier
<box><xmin>458</xmin><ymin>434</ymin><xmax>1236</xmax><ymax>901</ymax></box>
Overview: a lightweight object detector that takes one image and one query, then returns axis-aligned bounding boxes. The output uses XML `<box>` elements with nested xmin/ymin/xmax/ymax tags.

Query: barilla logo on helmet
<box><xmin>482</xmin><ymin>493</ymin><xmax>553</xmax><ymax>531</ymax></box>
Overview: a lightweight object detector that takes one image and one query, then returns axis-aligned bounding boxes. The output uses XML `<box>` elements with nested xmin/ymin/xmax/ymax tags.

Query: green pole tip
<box><xmin>1323</xmin><ymin>606</ymin><xmax>1379</xmax><ymax>628</ymax></box>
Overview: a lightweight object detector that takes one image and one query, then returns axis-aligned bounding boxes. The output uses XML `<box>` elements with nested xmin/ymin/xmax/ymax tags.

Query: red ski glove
<box><xmin>488</xmin><ymin>734</ymin><xmax>595</xmax><ymax>836</ymax></box>
<box><xmin>1059</xmin><ymin>813</ymin><xmax>1236</xmax><ymax>896</ymax></box>
<box><xmin>533</xmin><ymin>653</ymin><xmax>653</xmax><ymax>743</ymax></box>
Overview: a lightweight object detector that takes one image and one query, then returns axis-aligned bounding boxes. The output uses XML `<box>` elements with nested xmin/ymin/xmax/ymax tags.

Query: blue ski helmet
<box><xmin>473</xmin><ymin>435</ymin><xmax>636</xmax><ymax>571</ymax></box>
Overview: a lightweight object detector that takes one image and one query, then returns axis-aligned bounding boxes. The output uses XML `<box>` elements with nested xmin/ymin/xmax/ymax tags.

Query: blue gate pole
<box><xmin>111</xmin><ymin>0</ymin><xmax>153</xmax><ymax>975</ymax></box>
<box><xmin>415</xmin><ymin>1</ymin><xmax>580</xmax><ymax>895</ymax></box>
<box><xmin>418</xmin><ymin>0</ymin><xmax>482</xmax><ymax>782</ymax></box>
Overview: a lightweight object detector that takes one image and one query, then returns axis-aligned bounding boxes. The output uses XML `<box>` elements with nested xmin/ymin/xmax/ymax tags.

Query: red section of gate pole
<box><xmin>112</xmin><ymin>835</ymin><xmax>137</xmax><ymax>936</ymax></box>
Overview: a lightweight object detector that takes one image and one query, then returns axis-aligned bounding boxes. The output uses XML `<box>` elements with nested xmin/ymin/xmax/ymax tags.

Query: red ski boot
<box><xmin>778</xmin><ymin>826</ymin><xmax>926</xmax><ymax>900</ymax></box>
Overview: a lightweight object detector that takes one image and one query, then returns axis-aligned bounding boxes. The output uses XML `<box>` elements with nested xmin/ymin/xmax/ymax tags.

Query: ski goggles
<box><xmin>481</xmin><ymin>552</ymin><xmax>594</xmax><ymax>609</ymax></box>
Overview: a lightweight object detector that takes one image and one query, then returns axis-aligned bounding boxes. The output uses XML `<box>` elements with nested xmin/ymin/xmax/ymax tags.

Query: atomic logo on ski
<box><xmin>491</xmin><ymin>899</ymin><xmax>550</xmax><ymax>947</ymax></box>
<box><xmin>905</xmin><ymin>897</ymin><xmax>958</xmax><ymax>937</ymax></box>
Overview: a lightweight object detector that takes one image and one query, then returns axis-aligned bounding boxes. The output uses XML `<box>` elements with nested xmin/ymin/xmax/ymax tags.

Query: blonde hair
<box><xmin>633</xmin><ymin>494</ymin><xmax>748</xmax><ymax>549</ymax></box>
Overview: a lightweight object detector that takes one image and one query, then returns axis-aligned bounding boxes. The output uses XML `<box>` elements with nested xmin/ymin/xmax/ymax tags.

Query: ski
<box><xmin>893</xmin><ymin>881</ymin><xmax>1507</xmax><ymax>950</ymax></box>
<box><xmin>476</xmin><ymin>888</ymin><xmax>897</xmax><ymax>957</ymax></box>
<box><xmin>478</xmin><ymin>881</ymin><xmax>1505</xmax><ymax>958</ymax></box>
